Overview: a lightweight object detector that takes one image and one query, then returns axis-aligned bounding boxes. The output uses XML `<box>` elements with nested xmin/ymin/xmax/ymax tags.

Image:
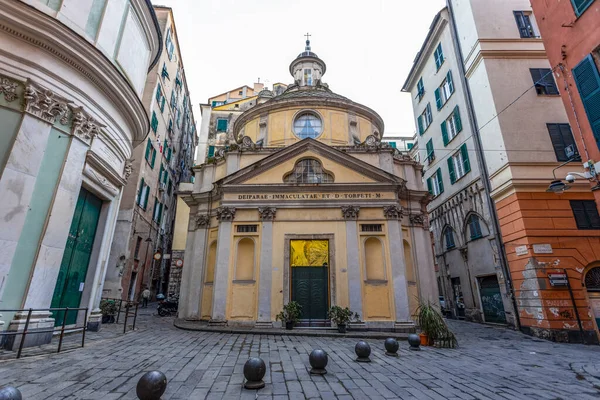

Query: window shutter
<box><xmin>143</xmin><ymin>186</ymin><xmax>149</xmax><ymax>209</ymax></box>
<box><xmin>418</xmin><ymin>116</ymin><xmax>424</xmax><ymax>135</ymax></box>
<box><xmin>435</xmin><ymin>88</ymin><xmax>442</xmax><ymax>110</ymax></box>
<box><xmin>547</xmin><ymin>123</ymin><xmax>567</xmax><ymax>161</ymax></box>
<box><xmin>167</xmin><ymin>147</ymin><xmax>172</xmax><ymax>162</ymax></box>
<box><xmin>573</xmin><ymin>55</ymin><xmax>600</xmax><ymax>146</ymax></box>
<box><xmin>447</xmin><ymin>157</ymin><xmax>456</xmax><ymax>184</ymax></box>
<box><xmin>447</xmin><ymin>70</ymin><xmax>454</xmax><ymax>94</ymax></box>
<box><xmin>145</xmin><ymin>139</ymin><xmax>151</xmax><ymax>161</ymax></box>
<box><xmin>454</xmin><ymin>106</ymin><xmax>463</xmax><ymax>133</ymax></box>
<box><xmin>151</xmin><ymin>147</ymin><xmax>156</xmax><ymax>168</ymax></box>
<box><xmin>572</xmin><ymin>0</ymin><xmax>595</xmax><ymax>16</ymax></box>
<box><xmin>514</xmin><ymin>11</ymin><xmax>529</xmax><ymax>37</ymax></box>
<box><xmin>161</xmin><ymin>97</ymin><xmax>165</xmax><ymax>112</ymax></box>
<box><xmin>559</xmin><ymin>124</ymin><xmax>577</xmax><ymax>158</ymax></box>
<box><xmin>153</xmin><ymin>199</ymin><xmax>158</xmax><ymax>221</ymax></box>
<box><xmin>427</xmin><ymin>177</ymin><xmax>433</xmax><ymax>195</ymax></box>
<box><xmin>138</xmin><ymin>178</ymin><xmax>144</xmax><ymax>205</ymax></box>
<box><xmin>434</xmin><ymin>47</ymin><xmax>440</xmax><ymax>69</ymax></box>
<box><xmin>217</xmin><ymin>119</ymin><xmax>228</xmax><ymax>132</ymax></box>
<box><xmin>158</xmin><ymin>203</ymin><xmax>163</xmax><ymax>223</ymax></box>
<box><xmin>461</xmin><ymin>143</ymin><xmax>471</xmax><ymax>173</ymax></box>
<box><xmin>441</xmin><ymin>120</ymin><xmax>449</xmax><ymax>146</ymax></box>
<box><xmin>159</xmin><ymin>164</ymin><xmax>164</xmax><ymax>182</ymax></box>
<box><xmin>426</xmin><ymin>139</ymin><xmax>434</xmax><ymax>160</ymax></box>
<box><xmin>426</xmin><ymin>103</ymin><xmax>432</xmax><ymax>124</ymax></box>
<box><xmin>583</xmin><ymin>201</ymin><xmax>600</xmax><ymax>228</ymax></box>
<box><xmin>155</xmin><ymin>86</ymin><xmax>161</xmax><ymax>103</ymax></box>
<box><xmin>543</xmin><ymin>71</ymin><xmax>559</xmax><ymax>95</ymax></box>
<box><xmin>437</xmin><ymin>168</ymin><xmax>444</xmax><ymax>194</ymax></box>
<box><xmin>208</xmin><ymin>145</ymin><xmax>215</xmax><ymax>158</ymax></box>
<box><xmin>571</xmin><ymin>200</ymin><xmax>589</xmax><ymax>228</ymax></box>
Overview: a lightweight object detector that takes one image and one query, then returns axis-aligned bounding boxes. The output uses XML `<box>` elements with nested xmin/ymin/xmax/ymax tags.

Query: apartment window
<box><xmin>134</xmin><ymin>236</ymin><xmax>142</xmax><ymax>259</ymax></box>
<box><xmin>441</xmin><ymin>106</ymin><xmax>463</xmax><ymax>146</ymax></box>
<box><xmin>144</xmin><ymin>139</ymin><xmax>156</xmax><ymax>168</ymax></box>
<box><xmin>514</xmin><ymin>11</ymin><xmax>537</xmax><ymax>38</ymax></box>
<box><xmin>407</xmin><ymin>142</ymin><xmax>414</xmax><ymax>150</ymax></box>
<box><xmin>530</xmin><ymin>68</ymin><xmax>559</xmax><ymax>95</ymax></box>
<box><xmin>170</xmin><ymin>91</ymin><xmax>176</xmax><ymax>109</ymax></box>
<box><xmin>571</xmin><ymin>200</ymin><xmax>600</xmax><ymax>229</ymax></box>
<box><xmin>388</xmin><ymin>141</ymin><xmax>397</xmax><ymax>148</ymax></box>
<box><xmin>427</xmin><ymin>168</ymin><xmax>444</xmax><ymax>197</ymax></box>
<box><xmin>434</xmin><ymin>43</ymin><xmax>444</xmax><ymax>70</ymax></box>
<box><xmin>153</xmin><ymin>198</ymin><xmax>163</xmax><ymax>223</ymax></box>
<box><xmin>547</xmin><ymin>123</ymin><xmax>578</xmax><ymax>161</ymax></box>
<box><xmin>426</xmin><ymin>139</ymin><xmax>435</xmax><ymax>164</ymax></box>
<box><xmin>418</xmin><ymin>103</ymin><xmax>433</xmax><ymax>135</ymax></box>
<box><xmin>161</xmin><ymin>63</ymin><xmax>169</xmax><ymax>80</ymax></box>
<box><xmin>155</xmin><ymin>85</ymin><xmax>166</xmax><ymax>112</ymax></box>
<box><xmin>238</xmin><ymin>90</ymin><xmax>243</xmax><ymax>95</ymax></box>
<box><xmin>304</xmin><ymin>69</ymin><xmax>313</xmax><ymax>86</ymax></box>
<box><xmin>573</xmin><ymin>55</ymin><xmax>600</xmax><ymax>146</ymax></box>
<box><xmin>216</xmin><ymin>118</ymin><xmax>228</xmax><ymax>132</ymax></box>
<box><xmin>467</xmin><ymin>215</ymin><xmax>483</xmax><ymax>239</ymax></box>
<box><xmin>137</xmin><ymin>178</ymin><xmax>150</xmax><ymax>210</ymax></box>
<box><xmin>571</xmin><ymin>0</ymin><xmax>595</xmax><ymax>17</ymax></box>
<box><xmin>443</xmin><ymin>227</ymin><xmax>455</xmax><ymax>249</ymax></box>
<box><xmin>447</xmin><ymin>143</ymin><xmax>471</xmax><ymax>184</ymax></box>
<box><xmin>207</xmin><ymin>145</ymin><xmax>215</xmax><ymax>158</ymax></box>
<box><xmin>165</xmin><ymin>28</ymin><xmax>175</xmax><ymax>60</ymax></box>
<box><xmin>435</xmin><ymin>71</ymin><xmax>454</xmax><ymax>110</ymax></box>
<box><xmin>151</xmin><ymin>111</ymin><xmax>158</xmax><ymax>133</ymax></box>
<box><xmin>237</xmin><ymin>225</ymin><xmax>258</xmax><ymax>233</ymax></box>
<box><xmin>416</xmin><ymin>78</ymin><xmax>425</xmax><ymax>101</ymax></box>
<box><xmin>361</xmin><ymin>224</ymin><xmax>383</xmax><ymax>232</ymax></box>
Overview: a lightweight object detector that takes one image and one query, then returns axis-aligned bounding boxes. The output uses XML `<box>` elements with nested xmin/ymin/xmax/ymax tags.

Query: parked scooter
<box><xmin>157</xmin><ymin>293</ymin><xmax>179</xmax><ymax>316</ymax></box>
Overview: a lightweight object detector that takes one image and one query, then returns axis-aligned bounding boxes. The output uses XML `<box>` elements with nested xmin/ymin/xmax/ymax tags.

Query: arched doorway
<box><xmin>585</xmin><ymin>267</ymin><xmax>600</xmax><ymax>333</ymax></box>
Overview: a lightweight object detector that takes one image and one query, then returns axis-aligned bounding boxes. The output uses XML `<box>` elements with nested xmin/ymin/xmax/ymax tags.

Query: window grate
<box><xmin>361</xmin><ymin>224</ymin><xmax>382</xmax><ymax>232</ymax></box>
<box><xmin>284</xmin><ymin>159</ymin><xmax>333</xmax><ymax>184</ymax></box>
<box><xmin>237</xmin><ymin>225</ymin><xmax>258</xmax><ymax>233</ymax></box>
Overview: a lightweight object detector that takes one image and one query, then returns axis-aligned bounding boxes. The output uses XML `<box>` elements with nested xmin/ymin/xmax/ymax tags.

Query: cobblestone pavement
<box><xmin>1</xmin><ymin>308</ymin><xmax>600</xmax><ymax>400</ymax></box>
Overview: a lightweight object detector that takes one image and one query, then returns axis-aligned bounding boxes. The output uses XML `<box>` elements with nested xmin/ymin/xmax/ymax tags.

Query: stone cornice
<box><xmin>0</xmin><ymin>0</ymin><xmax>151</xmax><ymax>143</ymax></box>
<box><xmin>85</xmin><ymin>151</ymin><xmax>127</xmax><ymax>189</ymax></box>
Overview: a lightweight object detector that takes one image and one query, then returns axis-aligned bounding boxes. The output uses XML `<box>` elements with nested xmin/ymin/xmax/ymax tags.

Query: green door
<box><xmin>51</xmin><ymin>188</ymin><xmax>102</xmax><ymax>326</ymax></box>
<box><xmin>479</xmin><ymin>276</ymin><xmax>506</xmax><ymax>324</ymax></box>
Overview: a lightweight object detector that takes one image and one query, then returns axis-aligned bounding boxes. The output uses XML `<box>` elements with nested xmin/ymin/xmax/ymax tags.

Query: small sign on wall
<box><xmin>548</xmin><ymin>273</ymin><xmax>568</xmax><ymax>287</ymax></box>
<box><xmin>515</xmin><ymin>245</ymin><xmax>529</xmax><ymax>256</ymax></box>
<box><xmin>533</xmin><ymin>244</ymin><xmax>553</xmax><ymax>254</ymax></box>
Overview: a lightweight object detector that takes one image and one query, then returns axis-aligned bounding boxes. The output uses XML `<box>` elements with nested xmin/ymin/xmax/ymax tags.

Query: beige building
<box><xmin>178</xmin><ymin>40</ymin><xmax>437</xmax><ymax>329</ymax></box>
<box><xmin>103</xmin><ymin>6</ymin><xmax>197</xmax><ymax>301</ymax></box>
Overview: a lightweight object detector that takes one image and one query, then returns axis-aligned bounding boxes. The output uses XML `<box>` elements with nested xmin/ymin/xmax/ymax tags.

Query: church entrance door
<box><xmin>290</xmin><ymin>240</ymin><xmax>329</xmax><ymax>326</ymax></box>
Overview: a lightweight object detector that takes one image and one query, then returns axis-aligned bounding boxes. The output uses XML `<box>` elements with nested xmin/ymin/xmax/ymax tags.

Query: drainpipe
<box><xmin>446</xmin><ymin>0</ymin><xmax>521</xmax><ymax>330</ymax></box>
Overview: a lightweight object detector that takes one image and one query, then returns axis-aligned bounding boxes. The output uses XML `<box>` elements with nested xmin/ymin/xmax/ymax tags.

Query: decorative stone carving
<box><xmin>383</xmin><ymin>205</ymin><xmax>404</xmax><ymax>220</ymax></box>
<box><xmin>71</xmin><ymin>107</ymin><xmax>103</xmax><ymax>141</ymax></box>
<box><xmin>420</xmin><ymin>193</ymin><xmax>434</xmax><ymax>206</ymax></box>
<box><xmin>123</xmin><ymin>159</ymin><xmax>133</xmax><ymax>182</ymax></box>
<box><xmin>459</xmin><ymin>247</ymin><xmax>468</xmax><ymax>262</ymax></box>
<box><xmin>364</xmin><ymin>134</ymin><xmax>379</xmax><ymax>147</ymax></box>
<box><xmin>24</xmin><ymin>85</ymin><xmax>70</xmax><ymax>124</ymax></box>
<box><xmin>0</xmin><ymin>78</ymin><xmax>18</xmax><ymax>102</ymax></box>
<box><xmin>241</xmin><ymin>135</ymin><xmax>256</xmax><ymax>150</ymax></box>
<box><xmin>195</xmin><ymin>214</ymin><xmax>210</xmax><ymax>229</ymax></box>
<box><xmin>409</xmin><ymin>213</ymin><xmax>426</xmax><ymax>226</ymax></box>
<box><xmin>258</xmin><ymin>207</ymin><xmax>276</xmax><ymax>221</ymax></box>
<box><xmin>341</xmin><ymin>205</ymin><xmax>360</xmax><ymax>220</ymax></box>
<box><xmin>216</xmin><ymin>207</ymin><xmax>236</xmax><ymax>221</ymax></box>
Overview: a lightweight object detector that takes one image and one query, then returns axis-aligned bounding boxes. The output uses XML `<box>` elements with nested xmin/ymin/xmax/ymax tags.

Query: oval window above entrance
<box><xmin>293</xmin><ymin>112</ymin><xmax>323</xmax><ymax>139</ymax></box>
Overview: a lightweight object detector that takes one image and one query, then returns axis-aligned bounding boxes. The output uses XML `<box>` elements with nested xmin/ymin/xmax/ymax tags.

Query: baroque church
<box><xmin>178</xmin><ymin>39</ymin><xmax>438</xmax><ymax>329</ymax></box>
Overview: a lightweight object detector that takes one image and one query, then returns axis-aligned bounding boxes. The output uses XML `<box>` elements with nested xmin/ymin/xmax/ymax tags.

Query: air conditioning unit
<box><xmin>159</xmin><ymin>182</ymin><xmax>167</xmax><ymax>192</ymax></box>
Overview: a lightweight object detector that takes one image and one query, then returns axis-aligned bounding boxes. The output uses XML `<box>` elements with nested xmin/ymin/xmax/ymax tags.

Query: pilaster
<box><xmin>256</xmin><ymin>207</ymin><xmax>276</xmax><ymax>327</ymax></box>
<box><xmin>210</xmin><ymin>207</ymin><xmax>236</xmax><ymax>324</ymax></box>
<box><xmin>386</xmin><ymin>217</ymin><xmax>412</xmax><ymax>325</ymax></box>
<box><xmin>343</xmin><ymin>205</ymin><xmax>363</xmax><ymax>319</ymax></box>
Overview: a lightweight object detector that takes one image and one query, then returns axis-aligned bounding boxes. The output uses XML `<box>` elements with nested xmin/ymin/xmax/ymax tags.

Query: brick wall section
<box><xmin>497</xmin><ymin>192</ymin><xmax>600</xmax><ymax>343</ymax></box>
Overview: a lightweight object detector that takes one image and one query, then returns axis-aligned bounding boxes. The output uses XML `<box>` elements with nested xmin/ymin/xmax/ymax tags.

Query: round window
<box><xmin>293</xmin><ymin>112</ymin><xmax>323</xmax><ymax>139</ymax></box>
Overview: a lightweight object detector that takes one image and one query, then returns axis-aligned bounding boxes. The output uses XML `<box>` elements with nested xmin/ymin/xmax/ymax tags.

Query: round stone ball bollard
<box><xmin>309</xmin><ymin>349</ymin><xmax>328</xmax><ymax>375</ymax></box>
<box><xmin>243</xmin><ymin>357</ymin><xmax>266</xmax><ymax>389</ymax></box>
<box><xmin>355</xmin><ymin>340</ymin><xmax>372</xmax><ymax>363</ymax></box>
<box><xmin>384</xmin><ymin>338</ymin><xmax>399</xmax><ymax>357</ymax></box>
<box><xmin>0</xmin><ymin>386</ymin><xmax>22</xmax><ymax>400</ymax></box>
<box><xmin>407</xmin><ymin>333</ymin><xmax>421</xmax><ymax>351</ymax></box>
<box><xmin>136</xmin><ymin>371</ymin><xmax>167</xmax><ymax>400</ymax></box>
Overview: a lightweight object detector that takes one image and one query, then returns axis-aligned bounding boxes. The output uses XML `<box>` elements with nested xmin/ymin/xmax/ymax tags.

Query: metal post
<box><xmin>82</xmin><ymin>308</ymin><xmax>88</xmax><ymax>348</ymax></box>
<box><xmin>17</xmin><ymin>309</ymin><xmax>33</xmax><ymax>359</ymax></box>
<box><xmin>123</xmin><ymin>302</ymin><xmax>129</xmax><ymax>334</ymax></box>
<box><xmin>565</xmin><ymin>269</ymin><xmax>586</xmax><ymax>343</ymax></box>
<box><xmin>116</xmin><ymin>299</ymin><xmax>122</xmax><ymax>324</ymax></box>
<box><xmin>132</xmin><ymin>303</ymin><xmax>139</xmax><ymax>331</ymax></box>
<box><xmin>57</xmin><ymin>307</ymin><xmax>69</xmax><ymax>353</ymax></box>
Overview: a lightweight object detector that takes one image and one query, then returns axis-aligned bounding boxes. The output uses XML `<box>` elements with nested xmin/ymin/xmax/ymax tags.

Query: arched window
<box><xmin>205</xmin><ymin>242</ymin><xmax>217</xmax><ymax>284</ymax></box>
<box><xmin>364</xmin><ymin>237</ymin><xmax>385</xmax><ymax>281</ymax></box>
<box><xmin>443</xmin><ymin>227</ymin><xmax>456</xmax><ymax>249</ymax></box>
<box><xmin>585</xmin><ymin>268</ymin><xmax>600</xmax><ymax>291</ymax></box>
<box><xmin>283</xmin><ymin>159</ymin><xmax>333</xmax><ymax>184</ymax></box>
<box><xmin>467</xmin><ymin>215</ymin><xmax>483</xmax><ymax>240</ymax></box>
<box><xmin>235</xmin><ymin>238</ymin><xmax>255</xmax><ymax>281</ymax></box>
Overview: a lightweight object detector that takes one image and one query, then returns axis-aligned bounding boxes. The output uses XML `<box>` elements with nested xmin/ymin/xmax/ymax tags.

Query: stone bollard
<box><xmin>384</xmin><ymin>338</ymin><xmax>399</xmax><ymax>357</ymax></box>
<box><xmin>309</xmin><ymin>349</ymin><xmax>328</xmax><ymax>375</ymax></box>
<box><xmin>408</xmin><ymin>333</ymin><xmax>421</xmax><ymax>351</ymax></box>
<box><xmin>243</xmin><ymin>357</ymin><xmax>266</xmax><ymax>389</ymax></box>
<box><xmin>355</xmin><ymin>340</ymin><xmax>371</xmax><ymax>363</ymax></box>
<box><xmin>0</xmin><ymin>386</ymin><xmax>22</xmax><ymax>400</ymax></box>
<box><xmin>136</xmin><ymin>371</ymin><xmax>167</xmax><ymax>400</ymax></box>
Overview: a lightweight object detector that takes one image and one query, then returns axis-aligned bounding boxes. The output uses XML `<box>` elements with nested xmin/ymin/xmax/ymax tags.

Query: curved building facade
<box><xmin>179</xmin><ymin>40</ymin><xmax>438</xmax><ymax>329</ymax></box>
<box><xmin>0</xmin><ymin>0</ymin><xmax>160</xmax><ymax>347</ymax></box>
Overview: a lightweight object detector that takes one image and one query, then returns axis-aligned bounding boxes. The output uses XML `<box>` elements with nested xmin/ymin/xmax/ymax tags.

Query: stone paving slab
<box><xmin>0</xmin><ymin>311</ymin><xmax>599</xmax><ymax>399</ymax></box>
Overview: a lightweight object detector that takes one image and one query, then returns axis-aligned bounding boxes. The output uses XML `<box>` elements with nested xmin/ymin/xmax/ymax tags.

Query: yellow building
<box><xmin>178</xmin><ymin>40</ymin><xmax>438</xmax><ymax>329</ymax></box>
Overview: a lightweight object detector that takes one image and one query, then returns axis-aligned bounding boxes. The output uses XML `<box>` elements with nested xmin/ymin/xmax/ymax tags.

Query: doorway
<box><xmin>478</xmin><ymin>275</ymin><xmax>506</xmax><ymax>324</ymax></box>
<box><xmin>290</xmin><ymin>240</ymin><xmax>329</xmax><ymax>326</ymax></box>
<box><xmin>585</xmin><ymin>267</ymin><xmax>600</xmax><ymax>333</ymax></box>
<box><xmin>51</xmin><ymin>188</ymin><xmax>102</xmax><ymax>326</ymax></box>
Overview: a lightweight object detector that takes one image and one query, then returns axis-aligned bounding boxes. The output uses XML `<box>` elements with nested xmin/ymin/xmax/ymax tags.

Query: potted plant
<box><xmin>276</xmin><ymin>301</ymin><xmax>302</xmax><ymax>330</ymax></box>
<box><xmin>100</xmin><ymin>300</ymin><xmax>118</xmax><ymax>324</ymax></box>
<box><xmin>328</xmin><ymin>306</ymin><xmax>357</xmax><ymax>333</ymax></box>
<box><xmin>414</xmin><ymin>300</ymin><xmax>457</xmax><ymax>348</ymax></box>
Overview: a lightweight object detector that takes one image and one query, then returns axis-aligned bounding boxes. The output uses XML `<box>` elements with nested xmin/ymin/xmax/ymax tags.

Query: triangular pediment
<box><xmin>222</xmin><ymin>139</ymin><xmax>403</xmax><ymax>186</ymax></box>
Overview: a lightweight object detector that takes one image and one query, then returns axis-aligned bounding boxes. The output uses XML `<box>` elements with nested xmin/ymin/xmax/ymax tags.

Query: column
<box><xmin>384</xmin><ymin>206</ymin><xmax>412</xmax><ymax>325</ymax></box>
<box><xmin>410</xmin><ymin>214</ymin><xmax>438</xmax><ymax>304</ymax></box>
<box><xmin>210</xmin><ymin>207</ymin><xmax>236</xmax><ymax>324</ymax></box>
<box><xmin>256</xmin><ymin>207</ymin><xmax>276</xmax><ymax>326</ymax></box>
<box><xmin>342</xmin><ymin>205</ymin><xmax>364</xmax><ymax>318</ymax></box>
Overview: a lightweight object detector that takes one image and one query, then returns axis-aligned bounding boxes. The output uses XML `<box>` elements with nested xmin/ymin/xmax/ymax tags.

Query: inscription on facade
<box><xmin>235</xmin><ymin>192</ymin><xmax>385</xmax><ymax>200</ymax></box>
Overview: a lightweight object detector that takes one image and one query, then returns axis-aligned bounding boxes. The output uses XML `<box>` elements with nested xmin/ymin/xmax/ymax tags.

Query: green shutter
<box><xmin>426</xmin><ymin>139</ymin><xmax>434</xmax><ymax>161</ymax></box>
<box><xmin>143</xmin><ymin>185</ymin><xmax>149</xmax><ymax>209</ymax></box>
<box><xmin>571</xmin><ymin>0</ymin><xmax>594</xmax><ymax>16</ymax></box>
<box><xmin>437</xmin><ymin>168</ymin><xmax>444</xmax><ymax>194</ymax></box>
<box><xmin>151</xmin><ymin>147</ymin><xmax>156</xmax><ymax>168</ymax></box>
<box><xmin>208</xmin><ymin>145</ymin><xmax>215</xmax><ymax>158</ymax></box>
<box><xmin>145</xmin><ymin>139</ymin><xmax>151</xmax><ymax>162</ymax></box>
<box><xmin>158</xmin><ymin>203</ymin><xmax>163</xmax><ymax>223</ymax></box>
<box><xmin>217</xmin><ymin>119</ymin><xmax>228</xmax><ymax>132</ymax></box>
<box><xmin>435</xmin><ymin>88</ymin><xmax>442</xmax><ymax>110</ymax></box>
<box><xmin>454</xmin><ymin>106</ymin><xmax>463</xmax><ymax>133</ymax></box>
<box><xmin>447</xmin><ymin>157</ymin><xmax>456</xmax><ymax>184</ymax></box>
<box><xmin>447</xmin><ymin>70</ymin><xmax>454</xmax><ymax>94</ymax></box>
<box><xmin>573</xmin><ymin>55</ymin><xmax>600</xmax><ymax>147</ymax></box>
<box><xmin>161</xmin><ymin>97</ymin><xmax>165</xmax><ymax>112</ymax></box>
<box><xmin>155</xmin><ymin>86</ymin><xmax>161</xmax><ymax>103</ymax></box>
<box><xmin>167</xmin><ymin>147</ymin><xmax>172</xmax><ymax>162</ymax></box>
<box><xmin>427</xmin><ymin>177</ymin><xmax>433</xmax><ymax>194</ymax></box>
<box><xmin>441</xmin><ymin>120</ymin><xmax>449</xmax><ymax>146</ymax></box>
<box><xmin>418</xmin><ymin>116</ymin><xmax>424</xmax><ymax>135</ymax></box>
<box><xmin>461</xmin><ymin>143</ymin><xmax>471</xmax><ymax>173</ymax></box>
<box><xmin>137</xmin><ymin>178</ymin><xmax>144</xmax><ymax>205</ymax></box>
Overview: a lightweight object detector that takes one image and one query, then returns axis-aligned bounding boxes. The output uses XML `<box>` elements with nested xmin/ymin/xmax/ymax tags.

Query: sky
<box><xmin>151</xmin><ymin>0</ymin><xmax>446</xmax><ymax>137</ymax></box>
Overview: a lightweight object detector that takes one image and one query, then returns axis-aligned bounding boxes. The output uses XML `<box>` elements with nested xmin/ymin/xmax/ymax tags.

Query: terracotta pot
<box><xmin>419</xmin><ymin>333</ymin><xmax>431</xmax><ymax>346</ymax></box>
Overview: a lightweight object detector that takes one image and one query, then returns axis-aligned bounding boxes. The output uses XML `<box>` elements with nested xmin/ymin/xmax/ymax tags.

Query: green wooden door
<box><xmin>291</xmin><ymin>267</ymin><xmax>328</xmax><ymax>321</ymax></box>
<box><xmin>51</xmin><ymin>188</ymin><xmax>102</xmax><ymax>326</ymax></box>
<box><xmin>479</xmin><ymin>276</ymin><xmax>506</xmax><ymax>324</ymax></box>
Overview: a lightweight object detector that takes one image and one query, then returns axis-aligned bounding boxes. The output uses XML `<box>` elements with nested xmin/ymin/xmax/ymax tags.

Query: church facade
<box><xmin>178</xmin><ymin>40</ymin><xmax>438</xmax><ymax>329</ymax></box>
